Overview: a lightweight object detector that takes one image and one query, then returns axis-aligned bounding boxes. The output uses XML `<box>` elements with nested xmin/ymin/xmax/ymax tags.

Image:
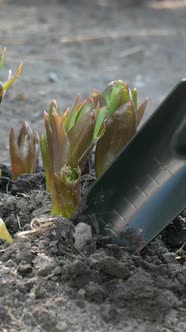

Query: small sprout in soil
<box><xmin>41</xmin><ymin>98</ymin><xmax>105</xmax><ymax>218</ymax></box>
<box><xmin>0</xmin><ymin>218</ymin><xmax>13</xmax><ymax>243</ymax></box>
<box><xmin>9</xmin><ymin>121</ymin><xmax>40</xmax><ymax>180</ymax></box>
<box><xmin>0</xmin><ymin>46</ymin><xmax>23</xmax><ymax>103</ymax></box>
<box><xmin>95</xmin><ymin>80</ymin><xmax>148</xmax><ymax>177</ymax></box>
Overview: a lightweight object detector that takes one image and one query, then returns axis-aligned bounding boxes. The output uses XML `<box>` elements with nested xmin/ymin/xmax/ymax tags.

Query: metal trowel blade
<box><xmin>73</xmin><ymin>80</ymin><xmax>186</xmax><ymax>251</ymax></box>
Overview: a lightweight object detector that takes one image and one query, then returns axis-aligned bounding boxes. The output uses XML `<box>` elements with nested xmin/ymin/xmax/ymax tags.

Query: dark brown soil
<box><xmin>1</xmin><ymin>168</ymin><xmax>186</xmax><ymax>332</ymax></box>
<box><xmin>1</xmin><ymin>1</ymin><xmax>186</xmax><ymax>331</ymax></box>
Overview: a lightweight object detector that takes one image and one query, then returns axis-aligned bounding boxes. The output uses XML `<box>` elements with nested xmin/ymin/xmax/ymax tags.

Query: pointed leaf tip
<box><xmin>0</xmin><ymin>47</ymin><xmax>7</xmax><ymax>71</ymax></box>
<box><xmin>0</xmin><ymin>218</ymin><xmax>13</xmax><ymax>243</ymax></box>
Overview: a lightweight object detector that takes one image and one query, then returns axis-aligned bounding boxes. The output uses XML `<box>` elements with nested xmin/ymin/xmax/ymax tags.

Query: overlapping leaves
<box><xmin>41</xmin><ymin>98</ymin><xmax>106</xmax><ymax>217</ymax></box>
<box><xmin>94</xmin><ymin>81</ymin><xmax>148</xmax><ymax>176</ymax></box>
<box><xmin>9</xmin><ymin>122</ymin><xmax>40</xmax><ymax>180</ymax></box>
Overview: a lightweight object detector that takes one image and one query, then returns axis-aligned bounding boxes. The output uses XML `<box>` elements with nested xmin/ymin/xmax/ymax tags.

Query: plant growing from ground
<box><xmin>41</xmin><ymin>98</ymin><xmax>106</xmax><ymax>218</ymax></box>
<box><xmin>0</xmin><ymin>218</ymin><xmax>13</xmax><ymax>243</ymax></box>
<box><xmin>0</xmin><ymin>46</ymin><xmax>23</xmax><ymax>103</ymax></box>
<box><xmin>0</xmin><ymin>49</ymin><xmax>147</xmax><ymax>236</ymax></box>
<box><xmin>0</xmin><ymin>47</ymin><xmax>23</xmax><ymax>243</ymax></box>
<box><xmin>93</xmin><ymin>80</ymin><xmax>148</xmax><ymax>177</ymax></box>
<box><xmin>9</xmin><ymin>121</ymin><xmax>40</xmax><ymax>180</ymax></box>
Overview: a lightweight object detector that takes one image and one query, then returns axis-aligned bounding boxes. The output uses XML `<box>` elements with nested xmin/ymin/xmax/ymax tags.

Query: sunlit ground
<box><xmin>149</xmin><ymin>0</ymin><xmax>186</xmax><ymax>9</ymax></box>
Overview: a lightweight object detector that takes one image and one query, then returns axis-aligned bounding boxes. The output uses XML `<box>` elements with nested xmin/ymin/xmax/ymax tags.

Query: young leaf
<box><xmin>136</xmin><ymin>98</ymin><xmax>148</xmax><ymax>126</ymax></box>
<box><xmin>102</xmin><ymin>80</ymin><xmax>130</xmax><ymax>115</ymax></box>
<box><xmin>40</xmin><ymin>133</ymin><xmax>50</xmax><ymax>191</ymax></box>
<box><xmin>0</xmin><ymin>59</ymin><xmax>23</xmax><ymax>103</ymax></box>
<box><xmin>50</xmin><ymin>112</ymin><xmax>71</xmax><ymax>172</ymax></box>
<box><xmin>48</xmin><ymin>99</ymin><xmax>61</xmax><ymax>122</ymax></box>
<box><xmin>0</xmin><ymin>47</ymin><xmax>6</xmax><ymax>71</ymax></box>
<box><xmin>93</xmin><ymin>106</ymin><xmax>107</xmax><ymax>140</ymax></box>
<box><xmin>75</xmin><ymin>98</ymin><xmax>94</xmax><ymax>122</ymax></box>
<box><xmin>9</xmin><ymin>122</ymin><xmax>39</xmax><ymax>180</ymax></box>
<box><xmin>95</xmin><ymin>82</ymin><xmax>147</xmax><ymax>177</ymax></box>
<box><xmin>92</xmin><ymin>89</ymin><xmax>106</xmax><ymax>108</ymax></box>
<box><xmin>0</xmin><ymin>218</ymin><xmax>13</xmax><ymax>243</ymax></box>
<box><xmin>131</xmin><ymin>88</ymin><xmax>138</xmax><ymax>110</ymax></box>
<box><xmin>65</xmin><ymin>96</ymin><xmax>80</xmax><ymax>133</ymax></box>
<box><xmin>95</xmin><ymin>102</ymin><xmax>136</xmax><ymax>177</ymax></box>
<box><xmin>2</xmin><ymin>62</ymin><xmax>23</xmax><ymax>92</ymax></box>
<box><xmin>41</xmin><ymin>94</ymin><xmax>107</xmax><ymax>217</ymax></box>
<box><xmin>52</xmin><ymin>165</ymin><xmax>81</xmax><ymax>218</ymax></box>
<box><xmin>68</xmin><ymin>110</ymin><xmax>96</xmax><ymax>167</ymax></box>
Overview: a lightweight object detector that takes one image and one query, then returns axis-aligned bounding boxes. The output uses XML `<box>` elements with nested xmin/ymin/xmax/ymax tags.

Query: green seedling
<box><xmin>0</xmin><ymin>218</ymin><xmax>13</xmax><ymax>243</ymax></box>
<box><xmin>95</xmin><ymin>80</ymin><xmax>148</xmax><ymax>177</ymax></box>
<box><xmin>41</xmin><ymin>98</ymin><xmax>106</xmax><ymax>218</ymax></box>
<box><xmin>0</xmin><ymin>46</ymin><xmax>23</xmax><ymax>103</ymax></box>
<box><xmin>9</xmin><ymin>121</ymin><xmax>40</xmax><ymax>180</ymax></box>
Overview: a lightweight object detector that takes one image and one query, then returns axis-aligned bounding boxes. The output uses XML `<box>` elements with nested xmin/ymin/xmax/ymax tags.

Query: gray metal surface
<box><xmin>75</xmin><ymin>80</ymin><xmax>186</xmax><ymax>250</ymax></box>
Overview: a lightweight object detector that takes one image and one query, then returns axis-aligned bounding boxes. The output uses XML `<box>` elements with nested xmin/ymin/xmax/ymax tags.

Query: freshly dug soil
<box><xmin>1</xmin><ymin>168</ymin><xmax>186</xmax><ymax>332</ymax></box>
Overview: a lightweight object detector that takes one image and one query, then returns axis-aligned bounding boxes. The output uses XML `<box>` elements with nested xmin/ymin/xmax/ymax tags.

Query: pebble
<box><xmin>55</xmin><ymin>321</ymin><xmax>68</xmax><ymax>332</ymax></box>
<box><xmin>4</xmin><ymin>196</ymin><xmax>16</xmax><ymax>210</ymax></box>
<box><xmin>73</xmin><ymin>222</ymin><xmax>92</xmax><ymax>250</ymax></box>
<box><xmin>35</xmin><ymin>192</ymin><xmax>44</xmax><ymax>204</ymax></box>
<box><xmin>48</xmin><ymin>72</ymin><xmax>58</xmax><ymax>82</ymax></box>
<box><xmin>5</xmin><ymin>259</ymin><xmax>17</xmax><ymax>268</ymax></box>
<box><xmin>17</xmin><ymin>263</ymin><xmax>33</xmax><ymax>275</ymax></box>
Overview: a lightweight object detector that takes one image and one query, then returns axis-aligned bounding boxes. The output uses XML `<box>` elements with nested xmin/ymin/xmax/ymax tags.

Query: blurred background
<box><xmin>0</xmin><ymin>0</ymin><xmax>186</xmax><ymax>164</ymax></box>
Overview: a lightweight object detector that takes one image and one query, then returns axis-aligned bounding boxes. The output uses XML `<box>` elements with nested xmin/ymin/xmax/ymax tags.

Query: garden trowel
<box><xmin>73</xmin><ymin>80</ymin><xmax>186</xmax><ymax>251</ymax></box>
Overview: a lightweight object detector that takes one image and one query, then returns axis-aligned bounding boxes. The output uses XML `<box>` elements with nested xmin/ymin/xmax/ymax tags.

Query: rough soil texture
<box><xmin>1</xmin><ymin>168</ymin><xmax>186</xmax><ymax>332</ymax></box>
<box><xmin>1</xmin><ymin>0</ymin><xmax>186</xmax><ymax>331</ymax></box>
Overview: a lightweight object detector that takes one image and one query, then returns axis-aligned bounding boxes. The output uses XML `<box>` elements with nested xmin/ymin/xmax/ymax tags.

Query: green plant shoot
<box><xmin>95</xmin><ymin>81</ymin><xmax>148</xmax><ymax>177</ymax></box>
<box><xmin>0</xmin><ymin>218</ymin><xmax>13</xmax><ymax>243</ymax></box>
<box><xmin>9</xmin><ymin>121</ymin><xmax>40</xmax><ymax>180</ymax></box>
<box><xmin>41</xmin><ymin>98</ymin><xmax>106</xmax><ymax>218</ymax></box>
<box><xmin>0</xmin><ymin>46</ymin><xmax>23</xmax><ymax>103</ymax></box>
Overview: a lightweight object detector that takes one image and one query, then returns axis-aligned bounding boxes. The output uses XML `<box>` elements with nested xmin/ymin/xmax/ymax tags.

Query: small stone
<box><xmin>34</xmin><ymin>286</ymin><xmax>48</xmax><ymax>299</ymax></box>
<box><xmin>17</xmin><ymin>263</ymin><xmax>33</xmax><ymax>275</ymax></box>
<box><xmin>31</xmin><ymin>246</ymin><xmax>40</xmax><ymax>254</ymax></box>
<box><xmin>78</xmin><ymin>288</ymin><xmax>86</xmax><ymax>297</ymax></box>
<box><xmin>5</xmin><ymin>259</ymin><xmax>17</xmax><ymax>268</ymax></box>
<box><xmin>48</xmin><ymin>72</ymin><xmax>58</xmax><ymax>82</ymax></box>
<box><xmin>51</xmin><ymin>276</ymin><xmax>58</xmax><ymax>281</ymax></box>
<box><xmin>35</xmin><ymin>192</ymin><xmax>44</xmax><ymax>204</ymax></box>
<box><xmin>56</xmin><ymin>321</ymin><xmax>68</xmax><ymax>331</ymax></box>
<box><xmin>53</xmin><ymin>265</ymin><xmax>62</xmax><ymax>275</ymax></box>
<box><xmin>73</xmin><ymin>222</ymin><xmax>92</xmax><ymax>250</ymax></box>
<box><xmin>4</xmin><ymin>196</ymin><xmax>16</xmax><ymax>210</ymax></box>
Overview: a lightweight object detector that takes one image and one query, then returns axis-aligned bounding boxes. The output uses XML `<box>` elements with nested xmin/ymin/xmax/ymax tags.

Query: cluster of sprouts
<box><xmin>0</xmin><ymin>47</ymin><xmax>147</xmax><ymax>242</ymax></box>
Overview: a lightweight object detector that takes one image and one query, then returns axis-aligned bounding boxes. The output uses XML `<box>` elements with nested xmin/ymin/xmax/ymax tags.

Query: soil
<box><xmin>1</xmin><ymin>0</ymin><xmax>186</xmax><ymax>331</ymax></box>
<box><xmin>1</xmin><ymin>167</ymin><xmax>186</xmax><ymax>332</ymax></box>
